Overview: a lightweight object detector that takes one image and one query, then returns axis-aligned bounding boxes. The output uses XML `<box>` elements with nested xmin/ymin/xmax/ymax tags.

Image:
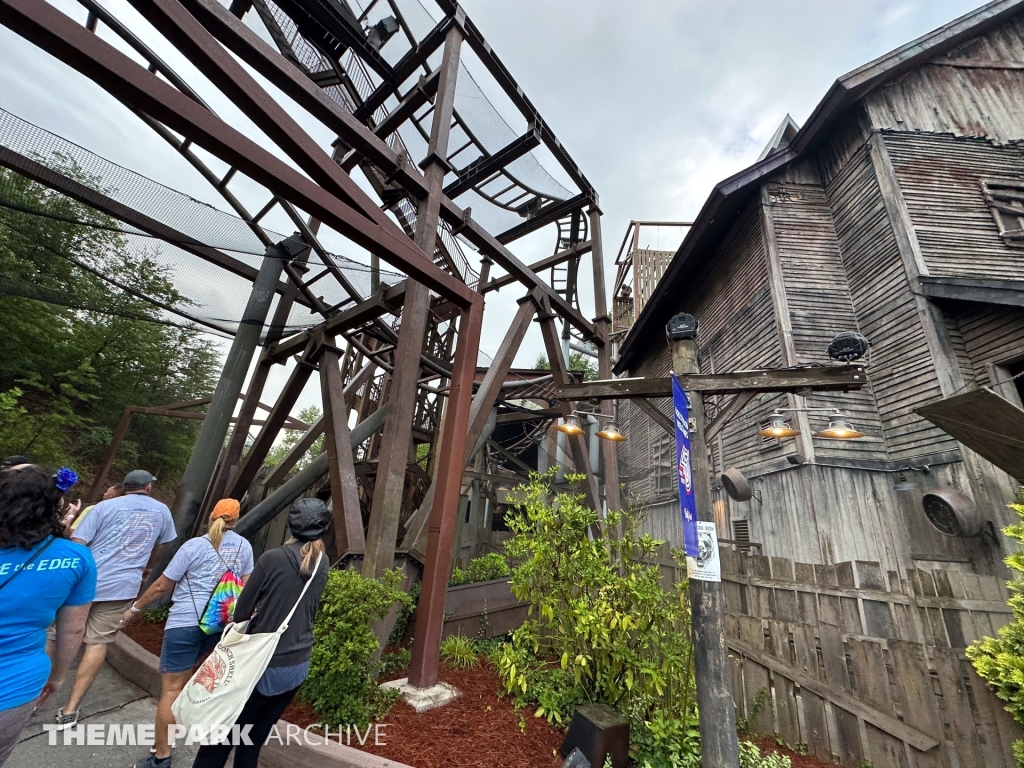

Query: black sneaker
<box><xmin>133</xmin><ymin>755</ymin><xmax>171</xmax><ymax>768</ymax></box>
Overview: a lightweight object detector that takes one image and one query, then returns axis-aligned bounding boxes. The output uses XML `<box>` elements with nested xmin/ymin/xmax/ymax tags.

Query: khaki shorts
<box><xmin>83</xmin><ymin>599</ymin><xmax>134</xmax><ymax>645</ymax></box>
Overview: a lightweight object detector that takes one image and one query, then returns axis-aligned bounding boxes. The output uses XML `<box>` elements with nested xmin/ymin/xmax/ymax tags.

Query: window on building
<box><xmin>651</xmin><ymin>431</ymin><xmax>676</xmax><ymax>498</ymax></box>
<box><xmin>981</xmin><ymin>179</ymin><xmax>1024</xmax><ymax>246</ymax></box>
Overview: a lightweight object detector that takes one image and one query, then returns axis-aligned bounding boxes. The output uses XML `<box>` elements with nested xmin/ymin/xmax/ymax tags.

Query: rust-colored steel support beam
<box><xmin>0</xmin><ymin>0</ymin><xmax>475</xmax><ymax>308</ymax></box>
<box><xmin>362</xmin><ymin>22</ymin><xmax>463</xmax><ymax>580</ymax></box>
<box><xmin>404</xmin><ymin>293</ymin><xmax>537</xmax><ymax>558</ymax></box>
<box><xmin>86</xmin><ymin>405</ymin><xmax>138</xmax><ymax>504</ymax></box>
<box><xmin>537</xmin><ymin>301</ymin><xmax>601</xmax><ymax>514</ymax></box>
<box><xmin>408</xmin><ymin>296</ymin><xmax>484</xmax><ymax>688</ymax></box>
<box><xmin>589</xmin><ymin>206</ymin><xmax>620</xmax><ymax>512</ymax></box>
<box><xmin>227</xmin><ymin>340</ymin><xmax>319</xmax><ymax>499</ymax></box>
<box><xmin>320</xmin><ymin>341</ymin><xmax>366</xmax><ymax>556</ymax></box>
<box><xmin>176</xmin><ymin>0</ymin><xmax>594</xmax><ymax>339</ymax></box>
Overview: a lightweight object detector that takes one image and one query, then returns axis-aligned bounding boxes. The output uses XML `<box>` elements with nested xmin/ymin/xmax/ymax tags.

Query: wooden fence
<box><xmin>650</xmin><ymin>545</ymin><xmax>1022</xmax><ymax>767</ymax></box>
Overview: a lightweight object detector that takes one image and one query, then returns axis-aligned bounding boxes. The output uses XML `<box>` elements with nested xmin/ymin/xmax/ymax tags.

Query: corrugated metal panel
<box><xmin>825</xmin><ymin>144</ymin><xmax>957</xmax><ymax>459</ymax></box>
<box><xmin>767</xmin><ymin>181</ymin><xmax>886</xmax><ymax>459</ymax></box>
<box><xmin>864</xmin><ymin>14</ymin><xmax>1024</xmax><ymax>145</ymax></box>
<box><xmin>884</xmin><ymin>132</ymin><xmax>1024</xmax><ymax>281</ymax></box>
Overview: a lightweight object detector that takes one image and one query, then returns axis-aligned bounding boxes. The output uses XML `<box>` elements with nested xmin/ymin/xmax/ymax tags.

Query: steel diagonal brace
<box><xmin>0</xmin><ymin>0</ymin><xmax>475</xmax><ymax>308</ymax></box>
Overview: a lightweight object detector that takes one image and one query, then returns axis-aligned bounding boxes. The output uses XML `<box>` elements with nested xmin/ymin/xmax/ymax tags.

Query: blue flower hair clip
<box><xmin>54</xmin><ymin>467</ymin><xmax>79</xmax><ymax>493</ymax></box>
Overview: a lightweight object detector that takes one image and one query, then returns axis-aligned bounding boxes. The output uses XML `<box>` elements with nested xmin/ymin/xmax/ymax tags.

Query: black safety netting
<box><xmin>0</xmin><ymin>108</ymin><xmax>403</xmax><ymax>338</ymax></box>
<box><xmin>247</xmin><ymin>0</ymin><xmax>575</xmax><ymax>239</ymax></box>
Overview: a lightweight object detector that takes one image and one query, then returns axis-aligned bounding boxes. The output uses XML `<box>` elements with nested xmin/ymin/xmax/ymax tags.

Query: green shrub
<box><xmin>143</xmin><ymin>605</ymin><xmax>170</xmax><ymax>623</ymax></box>
<box><xmin>440</xmin><ymin>634</ymin><xmax>478</xmax><ymax>669</ymax></box>
<box><xmin>494</xmin><ymin>472</ymin><xmax>696</xmax><ymax>765</ymax></box>
<box><xmin>449</xmin><ymin>552</ymin><xmax>510</xmax><ymax>586</ymax></box>
<box><xmin>968</xmin><ymin>491</ymin><xmax>1024</xmax><ymax>762</ymax></box>
<box><xmin>302</xmin><ymin>568</ymin><xmax>411</xmax><ymax>728</ymax></box>
<box><xmin>738</xmin><ymin>741</ymin><xmax>791</xmax><ymax>768</ymax></box>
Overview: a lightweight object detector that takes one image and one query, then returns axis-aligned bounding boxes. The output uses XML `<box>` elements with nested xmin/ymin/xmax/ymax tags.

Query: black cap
<box><xmin>124</xmin><ymin>469</ymin><xmax>158</xmax><ymax>490</ymax></box>
<box><xmin>288</xmin><ymin>498</ymin><xmax>331</xmax><ymax>542</ymax></box>
<box><xmin>1</xmin><ymin>455</ymin><xmax>30</xmax><ymax>469</ymax></box>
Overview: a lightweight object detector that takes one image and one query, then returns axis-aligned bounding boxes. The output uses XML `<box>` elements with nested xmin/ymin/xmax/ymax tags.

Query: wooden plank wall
<box><xmin>765</xmin><ymin>178</ymin><xmax>886</xmax><ymax>460</ymax></box>
<box><xmin>678</xmin><ymin>546</ymin><xmax>1022</xmax><ymax>768</ymax></box>
<box><xmin>863</xmin><ymin>14</ymin><xmax>1024</xmax><ymax>146</ymax></box>
<box><xmin>823</xmin><ymin>142</ymin><xmax>957</xmax><ymax>460</ymax></box>
<box><xmin>884</xmin><ymin>132</ymin><xmax>1024</xmax><ymax>281</ymax></box>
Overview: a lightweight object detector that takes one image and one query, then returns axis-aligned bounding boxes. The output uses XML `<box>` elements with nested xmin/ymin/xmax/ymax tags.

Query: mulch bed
<box><xmin>123</xmin><ymin>621</ymin><xmax>826</xmax><ymax>768</ymax></box>
<box><xmin>284</xmin><ymin>657</ymin><xmax>564</xmax><ymax>768</ymax></box>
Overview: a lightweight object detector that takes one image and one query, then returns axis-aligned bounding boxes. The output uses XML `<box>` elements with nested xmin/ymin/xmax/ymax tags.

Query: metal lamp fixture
<box><xmin>812</xmin><ymin>415</ymin><xmax>865</xmax><ymax>440</ymax></box>
<box><xmin>757</xmin><ymin>411</ymin><xmax>800</xmax><ymax>438</ymax></box>
<box><xmin>557</xmin><ymin>414</ymin><xmax>585</xmax><ymax>436</ymax></box>
<box><xmin>596</xmin><ymin>420</ymin><xmax>627</xmax><ymax>442</ymax></box>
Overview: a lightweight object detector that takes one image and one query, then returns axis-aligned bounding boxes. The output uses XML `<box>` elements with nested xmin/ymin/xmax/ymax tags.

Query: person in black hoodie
<box><xmin>190</xmin><ymin>498</ymin><xmax>330</xmax><ymax>768</ymax></box>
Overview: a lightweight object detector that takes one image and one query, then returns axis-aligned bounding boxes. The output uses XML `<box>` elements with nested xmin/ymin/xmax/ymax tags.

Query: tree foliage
<box><xmin>263</xmin><ymin>405</ymin><xmax>323</xmax><ymax>470</ymax></box>
<box><xmin>968</xmin><ymin>490</ymin><xmax>1024</xmax><ymax>764</ymax></box>
<box><xmin>0</xmin><ymin>164</ymin><xmax>218</xmax><ymax>486</ymax></box>
<box><xmin>535</xmin><ymin>350</ymin><xmax>599</xmax><ymax>381</ymax></box>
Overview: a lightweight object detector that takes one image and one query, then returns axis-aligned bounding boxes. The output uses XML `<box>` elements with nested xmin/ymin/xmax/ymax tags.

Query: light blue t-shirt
<box><xmin>163</xmin><ymin>531</ymin><xmax>254</xmax><ymax>631</ymax></box>
<box><xmin>0</xmin><ymin>537</ymin><xmax>96</xmax><ymax>710</ymax></box>
<box><xmin>72</xmin><ymin>493</ymin><xmax>176</xmax><ymax>601</ymax></box>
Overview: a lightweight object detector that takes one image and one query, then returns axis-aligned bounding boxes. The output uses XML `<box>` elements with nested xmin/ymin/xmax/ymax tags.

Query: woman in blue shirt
<box><xmin>0</xmin><ymin>465</ymin><xmax>96</xmax><ymax>766</ymax></box>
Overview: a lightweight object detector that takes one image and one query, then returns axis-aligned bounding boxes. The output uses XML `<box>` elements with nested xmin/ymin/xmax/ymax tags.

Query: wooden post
<box><xmin>85</xmin><ymin>406</ymin><xmax>135</xmax><ymax>503</ymax></box>
<box><xmin>588</xmin><ymin>204</ymin><xmax>621</xmax><ymax>512</ymax></box>
<box><xmin>362</xmin><ymin>23</ymin><xmax>463</xmax><ymax>580</ymax></box>
<box><xmin>669</xmin><ymin>336</ymin><xmax>740</xmax><ymax>768</ymax></box>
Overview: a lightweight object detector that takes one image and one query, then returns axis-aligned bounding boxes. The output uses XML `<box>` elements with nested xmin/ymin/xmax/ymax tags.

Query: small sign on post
<box><xmin>689</xmin><ymin>520</ymin><xmax>721</xmax><ymax>582</ymax></box>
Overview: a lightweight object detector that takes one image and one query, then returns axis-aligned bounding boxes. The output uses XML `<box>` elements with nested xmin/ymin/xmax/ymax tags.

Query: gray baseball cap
<box><xmin>123</xmin><ymin>469</ymin><xmax>157</xmax><ymax>490</ymax></box>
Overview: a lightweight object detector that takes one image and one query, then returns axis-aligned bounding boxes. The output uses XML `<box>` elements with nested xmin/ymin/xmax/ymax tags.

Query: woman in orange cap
<box><xmin>124</xmin><ymin>500</ymin><xmax>254</xmax><ymax>768</ymax></box>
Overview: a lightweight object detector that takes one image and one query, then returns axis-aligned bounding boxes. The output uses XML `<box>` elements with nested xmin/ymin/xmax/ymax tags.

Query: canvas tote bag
<box><xmin>172</xmin><ymin>552</ymin><xmax>322</xmax><ymax>737</ymax></box>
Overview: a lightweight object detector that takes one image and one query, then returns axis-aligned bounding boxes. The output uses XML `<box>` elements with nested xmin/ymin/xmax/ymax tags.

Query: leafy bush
<box><xmin>142</xmin><ymin>605</ymin><xmax>170</xmax><ymax>623</ymax></box>
<box><xmin>302</xmin><ymin>568</ymin><xmax>411</xmax><ymax>728</ymax></box>
<box><xmin>738</xmin><ymin>742</ymin><xmax>791</xmax><ymax>768</ymax></box>
<box><xmin>968</xmin><ymin>490</ymin><xmax>1024</xmax><ymax>761</ymax></box>
<box><xmin>440</xmin><ymin>634</ymin><xmax>478</xmax><ymax>669</ymax></box>
<box><xmin>494</xmin><ymin>472</ymin><xmax>696</xmax><ymax>765</ymax></box>
<box><xmin>449</xmin><ymin>552</ymin><xmax>510</xmax><ymax>586</ymax></box>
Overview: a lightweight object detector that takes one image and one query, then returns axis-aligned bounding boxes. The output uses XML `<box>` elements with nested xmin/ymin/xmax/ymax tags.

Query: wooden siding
<box><xmin>825</xmin><ymin>142</ymin><xmax>957</xmax><ymax>459</ymax></box>
<box><xmin>953</xmin><ymin>301</ymin><xmax>1024</xmax><ymax>386</ymax></box>
<box><xmin>884</xmin><ymin>131</ymin><xmax>1024</xmax><ymax>281</ymax></box>
<box><xmin>864</xmin><ymin>14</ymin><xmax>1024</xmax><ymax>145</ymax></box>
<box><xmin>764</xmin><ymin>180</ymin><xmax>886</xmax><ymax>460</ymax></box>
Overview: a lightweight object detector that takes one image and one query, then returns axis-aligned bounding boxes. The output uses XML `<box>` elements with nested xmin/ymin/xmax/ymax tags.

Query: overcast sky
<box><xmin>0</xmin><ymin>0</ymin><xmax>985</xmax><ymax>426</ymax></box>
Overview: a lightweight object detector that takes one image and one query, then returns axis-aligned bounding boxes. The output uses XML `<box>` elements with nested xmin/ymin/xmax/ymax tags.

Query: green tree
<box><xmin>534</xmin><ymin>348</ymin><xmax>598</xmax><ymax>381</ymax></box>
<box><xmin>263</xmin><ymin>405</ymin><xmax>323</xmax><ymax>470</ymax></box>
<box><xmin>0</xmin><ymin>163</ymin><xmax>218</xmax><ymax>485</ymax></box>
<box><xmin>968</xmin><ymin>491</ymin><xmax>1024</xmax><ymax>766</ymax></box>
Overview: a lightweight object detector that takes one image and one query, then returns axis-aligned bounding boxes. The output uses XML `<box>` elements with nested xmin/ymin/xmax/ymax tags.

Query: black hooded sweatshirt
<box><xmin>232</xmin><ymin>541</ymin><xmax>329</xmax><ymax>667</ymax></box>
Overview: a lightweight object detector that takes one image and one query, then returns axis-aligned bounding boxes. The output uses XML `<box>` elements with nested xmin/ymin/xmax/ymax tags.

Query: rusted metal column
<box><xmin>403</xmin><ymin>294</ymin><xmax>536</xmax><ymax>556</ymax></box>
<box><xmin>320</xmin><ymin>340</ymin><xmax>366</xmax><ymax>557</ymax></box>
<box><xmin>409</xmin><ymin>297</ymin><xmax>483</xmax><ymax>688</ymax></box>
<box><xmin>167</xmin><ymin>241</ymin><xmax>286</xmax><ymax>543</ymax></box>
<box><xmin>537</xmin><ymin>303</ymin><xmax>602</xmax><ymax>512</ymax></box>
<box><xmin>670</xmin><ymin>338</ymin><xmax>739</xmax><ymax>768</ymax></box>
<box><xmin>362</xmin><ymin>22</ymin><xmax>464</xmax><ymax>579</ymax></box>
<box><xmin>85</xmin><ymin>406</ymin><xmax>135</xmax><ymax>503</ymax></box>
<box><xmin>588</xmin><ymin>205</ymin><xmax>621</xmax><ymax>512</ymax></box>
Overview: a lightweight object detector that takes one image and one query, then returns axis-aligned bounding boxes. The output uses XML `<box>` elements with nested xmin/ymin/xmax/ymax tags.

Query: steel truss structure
<box><xmin>0</xmin><ymin>0</ymin><xmax>619</xmax><ymax>686</ymax></box>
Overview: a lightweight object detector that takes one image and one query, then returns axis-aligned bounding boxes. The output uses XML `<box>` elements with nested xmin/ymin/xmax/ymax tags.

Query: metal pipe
<box><xmin>167</xmin><ymin>240</ymin><xmax>287</xmax><ymax>546</ymax></box>
<box><xmin>569</xmin><ymin>342</ymin><xmax>598</xmax><ymax>358</ymax></box>
<box><xmin>235</xmin><ymin>404</ymin><xmax>389</xmax><ymax>537</ymax></box>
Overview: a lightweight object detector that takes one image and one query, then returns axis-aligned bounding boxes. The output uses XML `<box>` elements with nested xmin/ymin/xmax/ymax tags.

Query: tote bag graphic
<box><xmin>172</xmin><ymin>553</ymin><xmax>322</xmax><ymax>737</ymax></box>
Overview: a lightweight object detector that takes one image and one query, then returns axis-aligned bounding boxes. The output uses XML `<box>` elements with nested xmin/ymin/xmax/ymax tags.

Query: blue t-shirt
<box><xmin>0</xmin><ymin>537</ymin><xmax>96</xmax><ymax>710</ymax></box>
<box><xmin>73</xmin><ymin>493</ymin><xmax>176</xmax><ymax>601</ymax></box>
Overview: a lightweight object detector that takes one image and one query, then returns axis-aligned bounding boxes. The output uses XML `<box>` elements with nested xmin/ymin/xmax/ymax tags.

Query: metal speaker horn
<box><xmin>721</xmin><ymin>468</ymin><xmax>752</xmax><ymax>502</ymax></box>
<box><xmin>922</xmin><ymin>487</ymin><xmax>984</xmax><ymax>538</ymax></box>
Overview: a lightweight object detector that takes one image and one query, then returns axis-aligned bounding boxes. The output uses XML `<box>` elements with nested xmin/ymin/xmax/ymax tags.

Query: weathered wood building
<box><xmin>616</xmin><ymin>0</ymin><xmax>1024</xmax><ymax>579</ymax></box>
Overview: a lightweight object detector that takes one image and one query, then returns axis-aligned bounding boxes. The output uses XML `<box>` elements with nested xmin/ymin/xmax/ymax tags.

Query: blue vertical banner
<box><xmin>673</xmin><ymin>376</ymin><xmax>700</xmax><ymax>557</ymax></box>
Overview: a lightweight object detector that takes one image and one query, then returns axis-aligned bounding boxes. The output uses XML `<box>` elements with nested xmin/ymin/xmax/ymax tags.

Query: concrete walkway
<box><xmin>8</xmin><ymin>662</ymin><xmax>201</xmax><ymax>768</ymax></box>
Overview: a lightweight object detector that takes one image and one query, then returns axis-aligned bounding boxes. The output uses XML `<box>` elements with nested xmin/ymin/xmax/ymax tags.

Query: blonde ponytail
<box><xmin>207</xmin><ymin>516</ymin><xmax>227</xmax><ymax>551</ymax></box>
<box><xmin>286</xmin><ymin>537</ymin><xmax>325</xmax><ymax>576</ymax></box>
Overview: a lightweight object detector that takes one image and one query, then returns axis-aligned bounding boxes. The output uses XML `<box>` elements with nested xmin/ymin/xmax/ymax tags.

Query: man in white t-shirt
<box><xmin>54</xmin><ymin>469</ymin><xmax>176</xmax><ymax>729</ymax></box>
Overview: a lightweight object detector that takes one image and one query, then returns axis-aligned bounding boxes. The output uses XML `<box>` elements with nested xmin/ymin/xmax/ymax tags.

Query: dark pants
<box><xmin>190</xmin><ymin>687</ymin><xmax>298</xmax><ymax>768</ymax></box>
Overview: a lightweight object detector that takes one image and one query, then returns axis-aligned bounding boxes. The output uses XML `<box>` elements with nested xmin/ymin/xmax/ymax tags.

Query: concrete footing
<box><xmin>380</xmin><ymin>678</ymin><xmax>460</xmax><ymax>713</ymax></box>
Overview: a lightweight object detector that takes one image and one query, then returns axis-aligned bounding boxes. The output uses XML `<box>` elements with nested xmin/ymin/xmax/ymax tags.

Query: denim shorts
<box><xmin>159</xmin><ymin>625</ymin><xmax>220</xmax><ymax>673</ymax></box>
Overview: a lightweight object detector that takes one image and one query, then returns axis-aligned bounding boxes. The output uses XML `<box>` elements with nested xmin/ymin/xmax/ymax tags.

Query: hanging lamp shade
<box><xmin>596</xmin><ymin>420</ymin><xmax>627</xmax><ymax>442</ymax></box>
<box><xmin>757</xmin><ymin>411</ymin><xmax>800</xmax><ymax>438</ymax></box>
<box><xmin>557</xmin><ymin>414</ymin><xmax>585</xmax><ymax>436</ymax></box>
<box><xmin>812</xmin><ymin>416</ymin><xmax>864</xmax><ymax>440</ymax></box>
